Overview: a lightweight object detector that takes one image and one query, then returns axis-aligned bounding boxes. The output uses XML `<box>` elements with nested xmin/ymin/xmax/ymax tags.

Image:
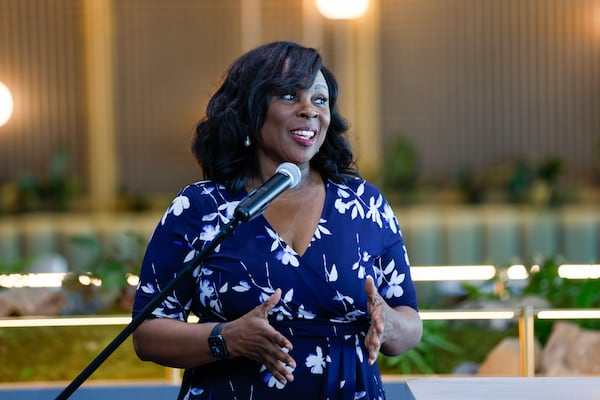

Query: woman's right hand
<box><xmin>224</xmin><ymin>288</ymin><xmax>296</xmax><ymax>385</ymax></box>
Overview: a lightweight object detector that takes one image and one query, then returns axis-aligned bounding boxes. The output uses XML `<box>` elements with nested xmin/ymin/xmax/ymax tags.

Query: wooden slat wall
<box><xmin>1</xmin><ymin>0</ymin><xmax>599</xmax><ymax>199</ymax></box>
<box><xmin>113</xmin><ymin>0</ymin><xmax>310</xmax><ymax>195</ymax></box>
<box><xmin>381</xmin><ymin>0</ymin><xmax>600</xmax><ymax>183</ymax></box>
<box><xmin>113</xmin><ymin>0</ymin><xmax>240</xmax><ymax>195</ymax></box>
<box><xmin>0</xmin><ymin>0</ymin><xmax>86</xmax><ymax>185</ymax></box>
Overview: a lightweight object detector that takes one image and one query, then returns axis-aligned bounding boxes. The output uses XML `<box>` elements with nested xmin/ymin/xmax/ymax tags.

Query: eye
<box><xmin>281</xmin><ymin>93</ymin><xmax>297</xmax><ymax>102</ymax></box>
<box><xmin>314</xmin><ymin>96</ymin><xmax>329</xmax><ymax>106</ymax></box>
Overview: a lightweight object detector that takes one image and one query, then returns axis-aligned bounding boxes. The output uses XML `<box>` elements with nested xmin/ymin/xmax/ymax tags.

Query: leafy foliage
<box><xmin>464</xmin><ymin>256</ymin><xmax>600</xmax><ymax>345</ymax></box>
<box><xmin>6</xmin><ymin>147</ymin><xmax>80</xmax><ymax>213</ymax></box>
<box><xmin>457</xmin><ymin>165</ymin><xmax>488</xmax><ymax>204</ymax></box>
<box><xmin>64</xmin><ymin>234</ymin><xmax>144</xmax><ymax>291</ymax></box>
<box><xmin>382</xmin><ymin>137</ymin><xmax>420</xmax><ymax>203</ymax></box>
<box><xmin>522</xmin><ymin>257</ymin><xmax>600</xmax><ymax>343</ymax></box>
<box><xmin>378</xmin><ymin>320</ymin><xmax>461</xmax><ymax>374</ymax></box>
<box><xmin>506</xmin><ymin>157</ymin><xmax>564</xmax><ymax>205</ymax></box>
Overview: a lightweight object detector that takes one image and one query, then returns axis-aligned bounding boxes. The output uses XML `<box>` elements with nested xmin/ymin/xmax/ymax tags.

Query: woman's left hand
<box><xmin>364</xmin><ymin>275</ymin><xmax>386</xmax><ymax>365</ymax></box>
<box><xmin>364</xmin><ymin>276</ymin><xmax>423</xmax><ymax>366</ymax></box>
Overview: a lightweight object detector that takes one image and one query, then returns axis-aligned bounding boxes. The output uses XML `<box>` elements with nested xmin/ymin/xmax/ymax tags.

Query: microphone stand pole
<box><xmin>54</xmin><ymin>217</ymin><xmax>243</xmax><ymax>400</ymax></box>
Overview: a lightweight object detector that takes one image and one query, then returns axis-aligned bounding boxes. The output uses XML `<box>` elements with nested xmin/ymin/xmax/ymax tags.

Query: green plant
<box><xmin>378</xmin><ymin>320</ymin><xmax>461</xmax><ymax>374</ymax></box>
<box><xmin>0</xmin><ymin>258</ymin><xmax>26</xmax><ymax>275</ymax></box>
<box><xmin>13</xmin><ymin>147</ymin><xmax>80</xmax><ymax>212</ymax></box>
<box><xmin>457</xmin><ymin>165</ymin><xmax>488</xmax><ymax>204</ymax></box>
<box><xmin>505</xmin><ymin>157</ymin><xmax>564</xmax><ymax>206</ymax></box>
<box><xmin>382</xmin><ymin>137</ymin><xmax>420</xmax><ymax>203</ymax></box>
<box><xmin>463</xmin><ymin>256</ymin><xmax>600</xmax><ymax>345</ymax></box>
<box><xmin>522</xmin><ymin>256</ymin><xmax>600</xmax><ymax>343</ymax></box>
<box><xmin>65</xmin><ymin>234</ymin><xmax>143</xmax><ymax>292</ymax></box>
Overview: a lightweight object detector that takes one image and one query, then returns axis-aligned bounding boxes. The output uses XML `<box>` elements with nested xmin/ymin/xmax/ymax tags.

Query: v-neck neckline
<box><xmin>252</xmin><ymin>180</ymin><xmax>329</xmax><ymax>258</ymax></box>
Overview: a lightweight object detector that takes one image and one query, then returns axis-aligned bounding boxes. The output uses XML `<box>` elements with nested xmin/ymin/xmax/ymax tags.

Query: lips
<box><xmin>290</xmin><ymin>129</ymin><xmax>317</xmax><ymax>145</ymax></box>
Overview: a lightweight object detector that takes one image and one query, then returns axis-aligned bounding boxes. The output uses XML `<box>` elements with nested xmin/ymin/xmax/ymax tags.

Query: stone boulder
<box><xmin>477</xmin><ymin>336</ymin><xmax>542</xmax><ymax>376</ymax></box>
<box><xmin>0</xmin><ymin>287</ymin><xmax>66</xmax><ymax>316</ymax></box>
<box><xmin>541</xmin><ymin>321</ymin><xmax>600</xmax><ymax>376</ymax></box>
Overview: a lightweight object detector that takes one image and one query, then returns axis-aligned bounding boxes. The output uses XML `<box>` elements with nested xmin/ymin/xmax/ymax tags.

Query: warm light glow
<box><xmin>0</xmin><ymin>273</ymin><xmax>66</xmax><ymax>288</ymax></box>
<box><xmin>126</xmin><ymin>273</ymin><xmax>140</xmax><ymax>286</ymax></box>
<box><xmin>78</xmin><ymin>275</ymin><xmax>102</xmax><ymax>287</ymax></box>
<box><xmin>0</xmin><ymin>81</ymin><xmax>14</xmax><ymax>127</ymax></box>
<box><xmin>507</xmin><ymin>264</ymin><xmax>529</xmax><ymax>280</ymax></box>
<box><xmin>420</xmin><ymin>310</ymin><xmax>517</xmax><ymax>320</ymax></box>
<box><xmin>0</xmin><ymin>316</ymin><xmax>132</xmax><ymax>328</ymax></box>
<box><xmin>558</xmin><ymin>264</ymin><xmax>600</xmax><ymax>279</ymax></box>
<box><xmin>315</xmin><ymin>0</ymin><xmax>369</xmax><ymax>19</ymax></box>
<box><xmin>0</xmin><ymin>272</ymin><xmax>140</xmax><ymax>288</ymax></box>
<box><xmin>411</xmin><ymin>265</ymin><xmax>496</xmax><ymax>281</ymax></box>
<box><xmin>537</xmin><ymin>309</ymin><xmax>600</xmax><ymax>320</ymax></box>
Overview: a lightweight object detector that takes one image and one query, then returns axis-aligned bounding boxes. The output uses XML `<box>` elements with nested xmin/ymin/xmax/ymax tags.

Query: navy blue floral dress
<box><xmin>133</xmin><ymin>177</ymin><xmax>418</xmax><ymax>400</ymax></box>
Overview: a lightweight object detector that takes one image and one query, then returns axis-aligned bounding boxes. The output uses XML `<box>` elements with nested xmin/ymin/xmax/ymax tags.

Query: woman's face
<box><xmin>258</xmin><ymin>70</ymin><xmax>331</xmax><ymax>171</ymax></box>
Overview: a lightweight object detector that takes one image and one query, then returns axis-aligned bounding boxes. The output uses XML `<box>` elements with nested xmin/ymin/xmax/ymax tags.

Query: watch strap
<box><xmin>210</xmin><ymin>322</ymin><xmax>225</xmax><ymax>337</ymax></box>
<box><xmin>208</xmin><ymin>322</ymin><xmax>230</xmax><ymax>358</ymax></box>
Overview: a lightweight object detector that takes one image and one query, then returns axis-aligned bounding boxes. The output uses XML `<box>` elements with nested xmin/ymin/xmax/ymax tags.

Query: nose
<box><xmin>298</xmin><ymin>103</ymin><xmax>318</xmax><ymax>119</ymax></box>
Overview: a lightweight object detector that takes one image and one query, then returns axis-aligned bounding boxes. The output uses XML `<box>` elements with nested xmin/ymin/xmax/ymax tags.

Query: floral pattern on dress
<box><xmin>133</xmin><ymin>177</ymin><xmax>418</xmax><ymax>400</ymax></box>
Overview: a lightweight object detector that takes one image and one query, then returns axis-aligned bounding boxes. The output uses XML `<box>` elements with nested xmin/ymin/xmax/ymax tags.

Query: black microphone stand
<box><xmin>54</xmin><ymin>216</ymin><xmax>243</xmax><ymax>400</ymax></box>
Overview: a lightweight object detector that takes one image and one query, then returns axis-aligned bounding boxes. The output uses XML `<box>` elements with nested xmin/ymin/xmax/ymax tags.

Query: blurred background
<box><xmin>1</xmin><ymin>0</ymin><xmax>599</xmax><ymax>210</ymax></box>
<box><xmin>1</xmin><ymin>0</ymin><xmax>600</xmax><ymax>387</ymax></box>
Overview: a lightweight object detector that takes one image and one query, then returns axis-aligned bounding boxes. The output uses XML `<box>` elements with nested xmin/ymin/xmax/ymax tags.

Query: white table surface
<box><xmin>405</xmin><ymin>377</ymin><xmax>600</xmax><ymax>400</ymax></box>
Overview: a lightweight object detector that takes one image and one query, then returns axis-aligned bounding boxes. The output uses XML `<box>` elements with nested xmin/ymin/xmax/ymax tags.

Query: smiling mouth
<box><xmin>290</xmin><ymin>129</ymin><xmax>316</xmax><ymax>139</ymax></box>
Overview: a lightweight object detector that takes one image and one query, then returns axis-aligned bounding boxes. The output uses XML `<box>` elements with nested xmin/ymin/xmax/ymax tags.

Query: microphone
<box><xmin>234</xmin><ymin>162</ymin><xmax>302</xmax><ymax>222</ymax></box>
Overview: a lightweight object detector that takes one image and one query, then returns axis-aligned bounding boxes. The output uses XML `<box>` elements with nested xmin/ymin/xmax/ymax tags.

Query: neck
<box><xmin>246</xmin><ymin>165</ymin><xmax>319</xmax><ymax>193</ymax></box>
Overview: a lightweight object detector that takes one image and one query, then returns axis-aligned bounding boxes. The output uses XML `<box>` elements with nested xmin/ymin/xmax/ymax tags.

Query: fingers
<box><xmin>258</xmin><ymin>288</ymin><xmax>282</xmax><ymax>318</ymax></box>
<box><xmin>264</xmin><ymin>346</ymin><xmax>296</xmax><ymax>385</ymax></box>
<box><xmin>365</xmin><ymin>275</ymin><xmax>377</xmax><ymax>298</ymax></box>
<box><xmin>260</xmin><ymin>289</ymin><xmax>296</xmax><ymax>383</ymax></box>
<box><xmin>365</xmin><ymin>276</ymin><xmax>383</xmax><ymax>326</ymax></box>
<box><xmin>366</xmin><ymin>325</ymin><xmax>382</xmax><ymax>365</ymax></box>
<box><xmin>255</xmin><ymin>289</ymin><xmax>293</xmax><ymax>351</ymax></box>
<box><xmin>236</xmin><ymin>288</ymin><xmax>295</xmax><ymax>384</ymax></box>
<box><xmin>365</xmin><ymin>276</ymin><xmax>384</xmax><ymax>365</ymax></box>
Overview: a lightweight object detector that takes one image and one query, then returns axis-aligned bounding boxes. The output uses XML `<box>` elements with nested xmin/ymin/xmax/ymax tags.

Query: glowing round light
<box><xmin>507</xmin><ymin>264</ymin><xmax>529</xmax><ymax>280</ymax></box>
<box><xmin>315</xmin><ymin>0</ymin><xmax>369</xmax><ymax>20</ymax></box>
<box><xmin>0</xmin><ymin>81</ymin><xmax>14</xmax><ymax>127</ymax></box>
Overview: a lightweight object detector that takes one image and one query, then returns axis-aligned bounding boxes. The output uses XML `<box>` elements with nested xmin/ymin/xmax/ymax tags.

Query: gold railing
<box><xmin>2</xmin><ymin>308</ymin><xmax>599</xmax><ymax>381</ymax></box>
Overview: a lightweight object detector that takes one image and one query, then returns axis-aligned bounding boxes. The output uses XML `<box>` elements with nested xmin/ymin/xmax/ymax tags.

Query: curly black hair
<box><xmin>191</xmin><ymin>41</ymin><xmax>360</xmax><ymax>194</ymax></box>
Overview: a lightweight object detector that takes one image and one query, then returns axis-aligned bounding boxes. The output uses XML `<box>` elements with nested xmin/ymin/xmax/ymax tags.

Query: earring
<box><xmin>244</xmin><ymin>136</ymin><xmax>251</xmax><ymax>147</ymax></box>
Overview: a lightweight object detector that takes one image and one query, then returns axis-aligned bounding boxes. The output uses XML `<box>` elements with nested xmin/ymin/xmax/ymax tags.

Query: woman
<box><xmin>132</xmin><ymin>41</ymin><xmax>422</xmax><ymax>399</ymax></box>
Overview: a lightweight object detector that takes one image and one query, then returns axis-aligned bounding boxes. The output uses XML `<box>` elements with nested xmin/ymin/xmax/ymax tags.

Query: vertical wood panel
<box><xmin>114</xmin><ymin>0</ymin><xmax>242</xmax><ymax>195</ymax></box>
<box><xmin>381</xmin><ymin>0</ymin><xmax>600</xmax><ymax>185</ymax></box>
<box><xmin>0</xmin><ymin>0</ymin><xmax>86</xmax><ymax>189</ymax></box>
<box><xmin>114</xmin><ymin>0</ymin><xmax>313</xmax><ymax>195</ymax></box>
<box><xmin>1</xmin><ymin>0</ymin><xmax>599</xmax><ymax>201</ymax></box>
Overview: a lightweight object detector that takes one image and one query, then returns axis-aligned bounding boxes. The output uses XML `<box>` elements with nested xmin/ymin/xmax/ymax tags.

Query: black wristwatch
<box><xmin>208</xmin><ymin>322</ymin><xmax>230</xmax><ymax>358</ymax></box>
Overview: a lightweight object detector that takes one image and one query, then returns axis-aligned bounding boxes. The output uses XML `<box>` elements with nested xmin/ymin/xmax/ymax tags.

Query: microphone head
<box><xmin>276</xmin><ymin>162</ymin><xmax>301</xmax><ymax>189</ymax></box>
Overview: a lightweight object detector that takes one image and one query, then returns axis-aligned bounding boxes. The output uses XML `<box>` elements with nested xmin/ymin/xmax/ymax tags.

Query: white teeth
<box><xmin>291</xmin><ymin>130</ymin><xmax>315</xmax><ymax>139</ymax></box>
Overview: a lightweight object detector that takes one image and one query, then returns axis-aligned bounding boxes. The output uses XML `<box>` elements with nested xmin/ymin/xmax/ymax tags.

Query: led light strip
<box><xmin>0</xmin><ymin>316</ymin><xmax>132</xmax><ymax>328</ymax></box>
<box><xmin>411</xmin><ymin>265</ymin><xmax>497</xmax><ymax>281</ymax></box>
<box><xmin>420</xmin><ymin>310</ymin><xmax>517</xmax><ymax>320</ymax></box>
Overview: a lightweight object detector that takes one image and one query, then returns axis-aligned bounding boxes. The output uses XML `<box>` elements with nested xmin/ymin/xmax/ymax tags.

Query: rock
<box><xmin>0</xmin><ymin>254</ymin><xmax>69</xmax><ymax>316</ymax></box>
<box><xmin>541</xmin><ymin>322</ymin><xmax>600</xmax><ymax>376</ymax></box>
<box><xmin>0</xmin><ymin>287</ymin><xmax>66</xmax><ymax>316</ymax></box>
<box><xmin>477</xmin><ymin>337</ymin><xmax>542</xmax><ymax>376</ymax></box>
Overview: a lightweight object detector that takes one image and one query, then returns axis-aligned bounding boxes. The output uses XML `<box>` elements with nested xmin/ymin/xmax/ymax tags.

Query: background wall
<box><xmin>0</xmin><ymin>0</ymin><xmax>599</xmax><ymax>204</ymax></box>
<box><xmin>381</xmin><ymin>0</ymin><xmax>600</xmax><ymax>184</ymax></box>
<box><xmin>0</xmin><ymin>0</ymin><xmax>87</xmax><ymax>192</ymax></box>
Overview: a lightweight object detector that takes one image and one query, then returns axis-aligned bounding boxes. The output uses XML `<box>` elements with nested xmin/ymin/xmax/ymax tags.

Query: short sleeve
<box><xmin>132</xmin><ymin>184</ymin><xmax>210</xmax><ymax>321</ymax></box>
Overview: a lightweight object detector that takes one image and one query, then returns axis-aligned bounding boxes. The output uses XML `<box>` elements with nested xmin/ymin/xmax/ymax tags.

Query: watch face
<box><xmin>209</xmin><ymin>335</ymin><xmax>228</xmax><ymax>358</ymax></box>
